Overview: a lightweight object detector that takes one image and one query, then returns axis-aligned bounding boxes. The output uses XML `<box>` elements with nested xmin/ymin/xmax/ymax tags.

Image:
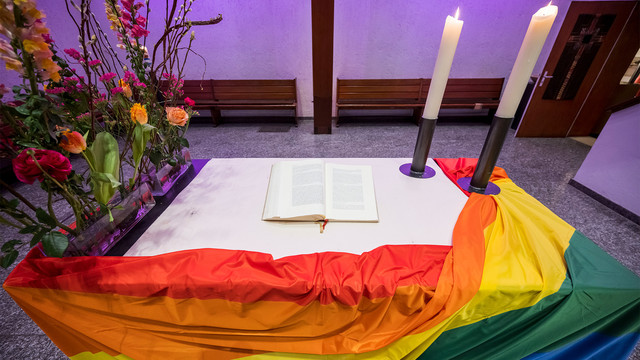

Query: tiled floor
<box><xmin>1</xmin><ymin>118</ymin><xmax>638</xmax><ymax>359</ymax></box>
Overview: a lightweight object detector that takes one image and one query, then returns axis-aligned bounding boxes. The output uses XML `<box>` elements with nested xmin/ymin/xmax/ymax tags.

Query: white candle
<box><xmin>496</xmin><ymin>3</ymin><xmax>558</xmax><ymax>118</ymax></box>
<box><xmin>423</xmin><ymin>8</ymin><xmax>464</xmax><ymax>120</ymax></box>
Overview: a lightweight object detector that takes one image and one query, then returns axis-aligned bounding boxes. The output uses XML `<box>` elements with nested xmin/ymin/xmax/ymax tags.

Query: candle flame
<box><xmin>455</xmin><ymin>7</ymin><xmax>460</xmax><ymax>19</ymax></box>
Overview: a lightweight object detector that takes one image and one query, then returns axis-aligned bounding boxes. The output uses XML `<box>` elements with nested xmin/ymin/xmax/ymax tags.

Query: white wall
<box><xmin>0</xmin><ymin>0</ymin><xmax>590</xmax><ymax>118</ymax></box>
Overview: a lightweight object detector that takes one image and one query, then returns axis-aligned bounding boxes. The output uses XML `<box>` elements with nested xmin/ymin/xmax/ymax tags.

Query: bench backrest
<box><xmin>337</xmin><ymin>79</ymin><xmax>426</xmax><ymax>104</ymax></box>
<box><xmin>212</xmin><ymin>79</ymin><xmax>297</xmax><ymax>103</ymax></box>
<box><xmin>438</xmin><ymin>78</ymin><xmax>504</xmax><ymax>102</ymax></box>
<box><xmin>158</xmin><ymin>79</ymin><xmax>214</xmax><ymax>104</ymax></box>
<box><xmin>180</xmin><ymin>80</ymin><xmax>215</xmax><ymax>102</ymax></box>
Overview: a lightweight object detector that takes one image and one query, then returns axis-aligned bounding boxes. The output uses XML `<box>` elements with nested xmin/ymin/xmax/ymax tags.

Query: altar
<box><xmin>3</xmin><ymin>158</ymin><xmax>639</xmax><ymax>360</ymax></box>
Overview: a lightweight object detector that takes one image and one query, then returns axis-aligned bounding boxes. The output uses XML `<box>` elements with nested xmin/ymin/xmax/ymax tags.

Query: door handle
<box><xmin>539</xmin><ymin>71</ymin><xmax>553</xmax><ymax>87</ymax></box>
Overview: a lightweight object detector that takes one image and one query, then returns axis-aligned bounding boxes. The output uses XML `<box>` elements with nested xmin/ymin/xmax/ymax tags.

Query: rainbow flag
<box><xmin>4</xmin><ymin>158</ymin><xmax>639</xmax><ymax>359</ymax></box>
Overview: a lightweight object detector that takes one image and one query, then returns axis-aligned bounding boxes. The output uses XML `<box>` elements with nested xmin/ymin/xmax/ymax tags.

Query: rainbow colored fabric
<box><xmin>4</xmin><ymin>158</ymin><xmax>639</xmax><ymax>359</ymax></box>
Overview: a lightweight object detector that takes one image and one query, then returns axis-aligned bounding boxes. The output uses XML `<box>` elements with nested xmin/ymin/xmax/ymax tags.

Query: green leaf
<box><xmin>149</xmin><ymin>150</ymin><xmax>163</xmax><ymax>167</ymax></box>
<box><xmin>179</xmin><ymin>137</ymin><xmax>190</xmax><ymax>148</ymax></box>
<box><xmin>167</xmin><ymin>158</ymin><xmax>177</xmax><ymax>167</ymax></box>
<box><xmin>18</xmin><ymin>225</ymin><xmax>39</xmax><ymax>234</ymax></box>
<box><xmin>12</xmin><ymin>85</ymin><xmax>21</xmax><ymax>94</ymax></box>
<box><xmin>16</xmin><ymin>140</ymin><xmax>41</xmax><ymax>148</ymax></box>
<box><xmin>0</xmin><ymin>216</ymin><xmax>15</xmax><ymax>227</ymax></box>
<box><xmin>90</xmin><ymin>132</ymin><xmax>120</xmax><ymax>204</ymax></box>
<box><xmin>30</xmin><ymin>230</ymin><xmax>46</xmax><ymax>247</ymax></box>
<box><xmin>41</xmin><ymin>231</ymin><xmax>68</xmax><ymax>258</ymax></box>
<box><xmin>15</xmin><ymin>104</ymin><xmax>31</xmax><ymax>115</ymax></box>
<box><xmin>2</xmin><ymin>240</ymin><xmax>21</xmax><ymax>253</ymax></box>
<box><xmin>35</xmin><ymin>208</ymin><xmax>57</xmax><ymax>228</ymax></box>
<box><xmin>0</xmin><ymin>250</ymin><xmax>19</xmax><ymax>268</ymax></box>
<box><xmin>91</xmin><ymin>172</ymin><xmax>121</xmax><ymax>188</ymax></box>
<box><xmin>141</xmin><ymin>123</ymin><xmax>156</xmax><ymax>132</ymax></box>
<box><xmin>131</xmin><ymin>123</ymin><xmax>152</xmax><ymax>184</ymax></box>
<box><xmin>8</xmin><ymin>199</ymin><xmax>19</xmax><ymax>209</ymax></box>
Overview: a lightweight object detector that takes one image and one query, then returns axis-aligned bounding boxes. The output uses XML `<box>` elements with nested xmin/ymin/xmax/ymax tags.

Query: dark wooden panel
<box><xmin>445</xmin><ymin>84</ymin><xmax>503</xmax><ymax>92</ymax></box>
<box><xmin>338</xmin><ymin>92</ymin><xmax>422</xmax><ymax>100</ymax></box>
<box><xmin>215</xmin><ymin>87</ymin><xmax>295</xmax><ymax>95</ymax></box>
<box><xmin>213</xmin><ymin>79</ymin><xmax>295</xmax><ymax>86</ymax></box>
<box><xmin>214</xmin><ymin>93</ymin><xmax>296</xmax><ymax>100</ymax></box>
<box><xmin>312</xmin><ymin>0</ymin><xmax>334</xmax><ymax>134</ymax></box>
<box><xmin>442</xmin><ymin>91</ymin><xmax>501</xmax><ymax>99</ymax></box>
<box><xmin>338</xmin><ymin>85</ymin><xmax>422</xmax><ymax>94</ymax></box>
<box><xmin>338</xmin><ymin>79</ymin><xmax>423</xmax><ymax>86</ymax></box>
<box><xmin>447</xmin><ymin>78</ymin><xmax>504</xmax><ymax>85</ymax></box>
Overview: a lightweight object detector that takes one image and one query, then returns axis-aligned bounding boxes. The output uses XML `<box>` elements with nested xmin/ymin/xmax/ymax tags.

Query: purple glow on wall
<box><xmin>574</xmin><ymin>103</ymin><xmax>640</xmax><ymax>216</ymax></box>
<box><xmin>0</xmin><ymin>0</ymin><xmax>585</xmax><ymax>117</ymax></box>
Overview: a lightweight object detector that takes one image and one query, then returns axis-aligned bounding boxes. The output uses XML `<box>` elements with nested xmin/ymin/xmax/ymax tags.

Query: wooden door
<box><xmin>516</xmin><ymin>1</ymin><xmax>637</xmax><ymax>137</ymax></box>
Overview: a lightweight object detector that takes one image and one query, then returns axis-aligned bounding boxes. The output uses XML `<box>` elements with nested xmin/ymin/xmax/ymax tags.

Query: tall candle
<box><xmin>423</xmin><ymin>8</ymin><xmax>464</xmax><ymax>120</ymax></box>
<box><xmin>496</xmin><ymin>3</ymin><xmax>558</xmax><ymax>118</ymax></box>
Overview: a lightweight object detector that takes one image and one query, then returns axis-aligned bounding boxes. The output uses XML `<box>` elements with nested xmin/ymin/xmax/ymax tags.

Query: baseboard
<box><xmin>569</xmin><ymin>179</ymin><xmax>640</xmax><ymax>225</ymax></box>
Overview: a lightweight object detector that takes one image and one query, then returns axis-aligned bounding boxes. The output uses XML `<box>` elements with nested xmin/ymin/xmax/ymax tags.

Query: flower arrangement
<box><xmin>0</xmin><ymin>0</ymin><xmax>221</xmax><ymax>267</ymax></box>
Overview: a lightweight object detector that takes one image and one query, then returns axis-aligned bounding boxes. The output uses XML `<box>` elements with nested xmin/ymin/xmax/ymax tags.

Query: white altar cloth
<box><xmin>125</xmin><ymin>158</ymin><xmax>468</xmax><ymax>259</ymax></box>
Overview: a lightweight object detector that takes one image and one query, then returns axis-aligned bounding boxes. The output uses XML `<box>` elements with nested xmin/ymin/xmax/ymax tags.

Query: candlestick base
<box><xmin>399</xmin><ymin>163</ymin><xmax>436</xmax><ymax>178</ymax></box>
<box><xmin>457</xmin><ymin>177</ymin><xmax>501</xmax><ymax>195</ymax></box>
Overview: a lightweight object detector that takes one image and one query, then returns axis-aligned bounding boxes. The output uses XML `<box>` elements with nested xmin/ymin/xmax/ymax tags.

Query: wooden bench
<box><xmin>336</xmin><ymin>78</ymin><xmax>427</xmax><ymax>126</ymax></box>
<box><xmin>336</xmin><ymin>78</ymin><xmax>504</xmax><ymax>125</ymax></box>
<box><xmin>438</xmin><ymin>78</ymin><xmax>504</xmax><ymax>116</ymax></box>
<box><xmin>164</xmin><ymin>79</ymin><xmax>298</xmax><ymax>126</ymax></box>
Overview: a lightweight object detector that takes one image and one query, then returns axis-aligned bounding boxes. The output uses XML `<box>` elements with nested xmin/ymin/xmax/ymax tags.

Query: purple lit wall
<box><xmin>573</xmin><ymin>103</ymin><xmax>640</xmax><ymax>216</ymax></box>
<box><xmin>0</xmin><ymin>0</ymin><xmax>606</xmax><ymax>117</ymax></box>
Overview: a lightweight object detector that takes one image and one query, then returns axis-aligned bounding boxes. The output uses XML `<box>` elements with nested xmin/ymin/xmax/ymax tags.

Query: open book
<box><xmin>262</xmin><ymin>160</ymin><xmax>379</xmax><ymax>222</ymax></box>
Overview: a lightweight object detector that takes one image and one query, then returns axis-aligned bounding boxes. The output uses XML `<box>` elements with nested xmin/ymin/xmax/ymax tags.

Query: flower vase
<box><xmin>64</xmin><ymin>183</ymin><xmax>156</xmax><ymax>256</ymax></box>
<box><xmin>145</xmin><ymin>148</ymin><xmax>193</xmax><ymax>197</ymax></box>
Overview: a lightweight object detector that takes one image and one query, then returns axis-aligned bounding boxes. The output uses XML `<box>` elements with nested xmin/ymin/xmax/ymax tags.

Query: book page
<box><xmin>263</xmin><ymin>159</ymin><xmax>325</xmax><ymax>220</ymax></box>
<box><xmin>325</xmin><ymin>163</ymin><xmax>378</xmax><ymax>222</ymax></box>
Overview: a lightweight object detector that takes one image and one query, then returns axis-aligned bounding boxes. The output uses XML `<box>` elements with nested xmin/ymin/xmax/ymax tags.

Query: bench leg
<box><xmin>210</xmin><ymin>107</ymin><xmax>221</xmax><ymax>127</ymax></box>
<box><xmin>412</xmin><ymin>108</ymin><xmax>423</xmax><ymax>126</ymax></box>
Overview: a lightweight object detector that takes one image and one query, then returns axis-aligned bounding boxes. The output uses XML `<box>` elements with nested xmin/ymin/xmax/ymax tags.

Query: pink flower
<box><xmin>12</xmin><ymin>149</ymin><xmax>72</xmax><ymax>184</ymax></box>
<box><xmin>45</xmin><ymin>87</ymin><xmax>65</xmax><ymax>94</ymax></box>
<box><xmin>99</xmin><ymin>72</ymin><xmax>117</xmax><ymax>82</ymax></box>
<box><xmin>42</xmin><ymin>33</ymin><xmax>54</xmax><ymax>44</ymax></box>
<box><xmin>111</xmin><ymin>87</ymin><xmax>123</xmax><ymax>94</ymax></box>
<box><xmin>88</xmin><ymin>59</ymin><xmax>102</xmax><ymax>67</ymax></box>
<box><xmin>121</xmin><ymin>0</ymin><xmax>134</xmax><ymax>10</ymax></box>
<box><xmin>162</xmin><ymin>73</ymin><xmax>170</xmax><ymax>79</ymax></box>
<box><xmin>184</xmin><ymin>97</ymin><xmax>195</xmax><ymax>107</ymax></box>
<box><xmin>135</xmin><ymin>15</ymin><xmax>146</xmax><ymax>27</ymax></box>
<box><xmin>0</xmin><ymin>84</ymin><xmax>8</xmax><ymax>96</ymax></box>
<box><xmin>130</xmin><ymin>25</ymin><xmax>149</xmax><ymax>38</ymax></box>
<box><xmin>133</xmin><ymin>82</ymin><xmax>146</xmax><ymax>88</ymax></box>
<box><xmin>64</xmin><ymin>48</ymin><xmax>82</xmax><ymax>60</ymax></box>
<box><xmin>123</xmin><ymin>70</ymin><xmax>137</xmax><ymax>82</ymax></box>
<box><xmin>133</xmin><ymin>2</ymin><xmax>144</xmax><ymax>10</ymax></box>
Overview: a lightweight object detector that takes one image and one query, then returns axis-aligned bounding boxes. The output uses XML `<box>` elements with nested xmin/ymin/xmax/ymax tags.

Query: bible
<box><xmin>262</xmin><ymin>159</ymin><xmax>379</xmax><ymax>222</ymax></box>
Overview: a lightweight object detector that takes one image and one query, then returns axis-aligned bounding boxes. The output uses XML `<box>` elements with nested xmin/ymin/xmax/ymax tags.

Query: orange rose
<box><xmin>130</xmin><ymin>103</ymin><xmax>147</xmax><ymax>124</ymax></box>
<box><xmin>165</xmin><ymin>107</ymin><xmax>189</xmax><ymax>126</ymax></box>
<box><xmin>119</xmin><ymin>79</ymin><xmax>132</xmax><ymax>97</ymax></box>
<box><xmin>59</xmin><ymin>130</ymin><xmax>86</xmax><ymax>154</ymax></box>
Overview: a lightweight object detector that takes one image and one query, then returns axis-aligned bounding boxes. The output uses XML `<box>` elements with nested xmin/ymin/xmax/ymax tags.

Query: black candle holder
<box><xmin>400</xmin><ymin>117</ymin><xmax>437</xmax><ymax>179</ymax></box>
<box><xmin>458</xmin><ymin>115</ymin><xmax>513</xmax><ymax>195</ymax></box>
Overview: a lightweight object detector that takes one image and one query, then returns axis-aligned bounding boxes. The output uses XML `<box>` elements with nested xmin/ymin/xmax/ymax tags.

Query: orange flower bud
<box><xmin>165</xmin><ymin>107</ymin><xmax>189</xmax><ymax>127</ymax></box>
<box><xmin>119</xmin><ymin>79</ymin><xmax>132</xmax><ymax>97</ymax></box>
<box><xmin>59</xmin><ymin>130</ymin><xmax>86</xmax><ymax>154</ymax></box>
<box><xmin>130</xmin><ymin>103</ymin><xmax>148</xmax><ymax>124</ymax></box>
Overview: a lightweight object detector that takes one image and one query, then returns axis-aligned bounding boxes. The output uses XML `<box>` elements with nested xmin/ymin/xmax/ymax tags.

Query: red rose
<box><xmin>12</xmin><ymin>148</ymin><xmax>72</xmax><ymax>184</ymax></box>
<box><xmin>184</xmin><ymin>97</ymin><xmax>195</xmax><ymax>107</ymax></box>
